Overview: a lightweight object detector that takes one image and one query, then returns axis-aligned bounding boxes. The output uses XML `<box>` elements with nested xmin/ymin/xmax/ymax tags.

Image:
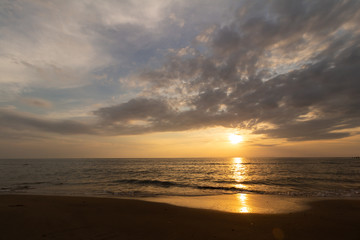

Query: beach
<box><xmin>1</xmin><ymin>195</ymin><xmax>359</xmax><ymax>240</ymax></box>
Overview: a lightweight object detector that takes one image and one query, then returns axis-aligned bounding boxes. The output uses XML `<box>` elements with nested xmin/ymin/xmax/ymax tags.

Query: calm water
<box><xmin>0</xmin><ymin>157</ymin><xmax>359</xmax><ymax>198</ymax></box>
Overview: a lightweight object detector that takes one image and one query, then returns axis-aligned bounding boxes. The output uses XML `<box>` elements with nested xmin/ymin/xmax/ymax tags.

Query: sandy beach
<box><xmin>1</xmin><ymin>195</ymin><xmax>359</xmax><ymax>240</ymax></box>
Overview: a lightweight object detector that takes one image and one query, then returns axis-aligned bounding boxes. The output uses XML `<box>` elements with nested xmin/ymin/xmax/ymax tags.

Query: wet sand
<box><xmin>142</xmin><ymin>193</ymin><xmax>311</xmax><ymax>214</ymax></box>
<box><xmin>0</xmin><ymin>195</ymin><xmax>359</xmax><ymax>240</ymax></box>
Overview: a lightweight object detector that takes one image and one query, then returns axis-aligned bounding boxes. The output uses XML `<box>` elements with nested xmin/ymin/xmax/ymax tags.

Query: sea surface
<box><xmin>1</xmin><ymin>157</ymin><xmax>359</xmax><ymax>198</ymax></box>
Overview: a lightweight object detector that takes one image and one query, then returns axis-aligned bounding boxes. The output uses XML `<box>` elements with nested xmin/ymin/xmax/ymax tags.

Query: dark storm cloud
<box><xmin>94</xmin><ymin>0</ymin><xmax>360</xmax><ymax>140</ymax></box>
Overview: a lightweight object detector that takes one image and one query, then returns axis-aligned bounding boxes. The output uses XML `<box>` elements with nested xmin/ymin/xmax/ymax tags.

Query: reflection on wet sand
<box><xmin>237</xmin><ymin>193</ymin><xmax>250</xmax><ymax>213</ymax></box>
<box><xmin>143</xmin><ymin>193</ymin><xmax>307</xmax><ymax>214</ymax></box>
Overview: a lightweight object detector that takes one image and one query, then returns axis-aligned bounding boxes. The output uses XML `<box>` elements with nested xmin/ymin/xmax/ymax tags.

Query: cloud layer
<box><xmin>1</xmin><ymin>0</ymin><xmax>360</xmax><ymax>143</ymax></box>
<box><xmin>94</xmin><ymin>0</ymin><xmax>360</xmax><ymax>141</ymax></box>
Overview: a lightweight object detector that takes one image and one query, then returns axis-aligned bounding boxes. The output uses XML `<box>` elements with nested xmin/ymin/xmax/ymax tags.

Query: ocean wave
<box><xmin>111</xmin><ymin>178</ymin><xmax>262</xmax><ymax>194</ymax></box>
<box><xmin>112</xmin><ymin>179</ymin><xmax>180</xmax><ymax>188</ymax></box>
<box><xmin>20</xmin><ymin>181</ymin><xmax>48</xmax><ymax>185</ymax></box>
<box><xmin>108</xmin><ymin>178</ymin><xmax>360</xmax><ymax>198</ymax></box>
<box><xmin>1</xmin><ymin>158</ymin><xmax>360</xmax><ymax>199</ymax></box>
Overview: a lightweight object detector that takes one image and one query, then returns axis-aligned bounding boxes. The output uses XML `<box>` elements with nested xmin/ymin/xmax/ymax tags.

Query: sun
<box><xmin>228</xmin><ymin>134</ymin><xmax>244</xmax><ymax>144</ymax></box>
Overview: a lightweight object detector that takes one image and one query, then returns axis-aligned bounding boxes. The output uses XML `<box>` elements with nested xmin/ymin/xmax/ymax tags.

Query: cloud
<box><xmin>0</xmin><ymin>0</ymin><xmax>182</xmax><ymax>101</ymax></box>
<box><xmin>1</xmin><ymin>0</ymin><xmax>359</xmax><ymax>142</ymax></box>
<box><xmin>0</xmin><ymin>0</ymin><xmax>235</xmax><ymax>105</ymax></box>
<box><xmin>93</xmin><ymin>97</ymin><xmax>235</xmax><ymax>135</ymax></box>
<box><xmin>20</xmin><ymin>97</ymin><xmax>52</xmax><ymax>109</ymax></box>
<box><xmin>93</xmin><ymin>0</ymin><xmax>360</xmax><ymax>141</ymax></box>
<box><xmin>94</xmin><ymin>98</ymin><xmax>173</xmax><ymax>124</ymax></box>
<box><xmin>0</xmin><ymin>109</ymin><xmax>94</xmax><ymax>135</ymax></box>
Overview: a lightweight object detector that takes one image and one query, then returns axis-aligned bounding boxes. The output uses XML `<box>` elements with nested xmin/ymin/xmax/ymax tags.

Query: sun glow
<box><xmin>228</xmin><ymin>134</ymin><xmax>244</xmax><ymax>144</ymax></box>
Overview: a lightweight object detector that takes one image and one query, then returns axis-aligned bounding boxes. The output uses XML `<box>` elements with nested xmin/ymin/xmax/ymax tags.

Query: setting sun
<box><xmin>228</xmin><ymin>134</ymin><xmax>244</xmax><ymax>144</ymax></box>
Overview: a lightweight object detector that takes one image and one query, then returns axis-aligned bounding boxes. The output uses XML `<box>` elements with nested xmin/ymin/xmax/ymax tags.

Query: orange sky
<box><xmin>1</xmin><ymin>127</ymin><xmax>359</xmax><ymax>158</ymax></box>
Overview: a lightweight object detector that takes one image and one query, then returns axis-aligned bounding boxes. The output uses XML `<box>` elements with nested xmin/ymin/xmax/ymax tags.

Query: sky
<box><xmin>1</xmin><ymin>0</ymin><xmax>360</xmax><ymax>158</ymax></box>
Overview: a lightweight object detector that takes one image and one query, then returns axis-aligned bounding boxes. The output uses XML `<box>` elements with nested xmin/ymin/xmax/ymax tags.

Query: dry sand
<box><xmin>0</xmin><ymin>195</ymin><xmax>359</xmax><ymax>240</ymax></box>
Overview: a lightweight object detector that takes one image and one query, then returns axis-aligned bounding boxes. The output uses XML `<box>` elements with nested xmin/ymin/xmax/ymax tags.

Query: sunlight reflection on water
<box><xmin>232</xmin><ymin>157</ymin><xmax>248</xmax><ymax>190</ymax></box>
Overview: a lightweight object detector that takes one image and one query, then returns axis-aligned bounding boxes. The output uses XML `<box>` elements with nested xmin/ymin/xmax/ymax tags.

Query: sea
<box><xmin>1</xmin><ymin>157</ymin><xmax>359</xmax><ymax>199</ymax></box>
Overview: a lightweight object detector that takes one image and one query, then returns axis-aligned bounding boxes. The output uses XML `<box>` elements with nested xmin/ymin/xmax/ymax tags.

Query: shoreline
<box><xmin>4</xmin><ymin>191</ymin><xmax>358</xmax><ymax>214</ymax></box>
<box><xmin>1</xmin><ymin>194</ymin><xmax>360</xmax><ymax>239</ymax></box>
